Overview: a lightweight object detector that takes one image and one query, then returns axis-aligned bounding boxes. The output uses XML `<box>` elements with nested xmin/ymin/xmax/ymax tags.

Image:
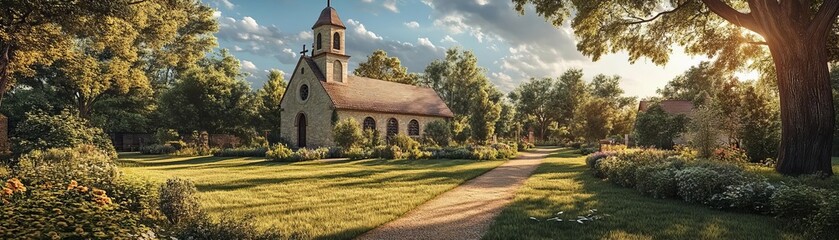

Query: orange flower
<box><xmin>67</xmin><ymin>180</ymin><xmax>78</xmax><ymax>190</ymax></box>
<box><xmin>4</xmin><ymin>178</ymin><xmax>25</xmax><ymax>193</ymax></box>
<box><xmin>2</xmin><ymin>187</ymin><xmax>11</xmax><ymax>195</ymax></box>
<box><xmin>91</xmin><ymin>188</ymin><xmax>106</xmax><ymax>196</ymax></box>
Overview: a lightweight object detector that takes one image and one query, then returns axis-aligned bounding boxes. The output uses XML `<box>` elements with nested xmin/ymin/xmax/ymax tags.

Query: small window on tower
<box><xmin>316</xmin><ymin>33</ymin><xmax>322</xmax><ymax>50</ymax></box>
<box><xmin>333</xmin><ymin>32</ymin><xmax>341</xmax><ymax>50</ymax></box>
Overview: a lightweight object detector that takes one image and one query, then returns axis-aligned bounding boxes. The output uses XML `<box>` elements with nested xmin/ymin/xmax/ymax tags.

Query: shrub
<box><xmin>266</xmin><ymin>144</ymin><xmax>293</xmax><ymax>161</ymax></box>
<box><xmin>390</xmin><ymin>134</ymin><xmax>420</xmax><ymax>151</ymax></box>
<box><xmin>140</xmin><ymin>144</ymin><xmax>178</xmax><ymax>155</ymax></box>
<box><xmin>770</xmin><ymin>184</ymin><xmax>825</xmax><ymax>220</ymax></box>
<box><xmin>711</xmin><ymin>147</ymin><xmax>749</xmax><ymax>164</ymax></box>
<box><xmin>493</xmin><ymin>143</ymin><xmax>518</xmax><ymax>159</ymax></box>
<box><xmin>675</xmin><ymin>164</ymin><xmax>746</xmax><ymax>204</ymax></box>
<box><xmin>405</xmin><ymin>148</ymin><xmax>432</xmax><ymax>160</ymax></box>
<box><xmin>635</xmin><ymin>162</ymin><xmax>681</xmax><ymax>199</ymax></box>
<box><xmin>597</xmin><ymin>156</ymin><xmax>639</xmax><ymax>187</ymax></box>
<box><xmin>710</xmin><ymin>180</ymin><xmax>777</xmax><ymax>213</ymax></box>
<box><xmin>586</xmin><ymin>151</ymin><xmax>618</xmax><ymax>171</ymax></box>
<box><xmin>431</xmin><ymin>147</ymin><xmax>472</xmax><ymax>160</ymax></box>
<box><xmin>344</xmin><ymin>147</ymin><xmax>372</xmax><ymax>160</ymax></box>
<box><xmin>154</xmin><ymin>128</ymin><xmax>181</xmax><ymax>143</ymax></box>
<box><xmin>423</xmin><ymin>120</ymin><xmax>452</xmax><ymax>147</ymax></box>
<box><xmin>808</xmin><ymin>194</ymin><xmax>839</xmax><ymax>238</ymax></box>
<box><xmin>295</xmin><ymin>147</ymin><xmax>329</xmax><ymax>161</ymax></box>
<box><xmin>160</xmin><ymin>177</ymin><xmax>202</xmax><ymax>226</ymax></box>
<box><xmin>601</xmin><ymin>144</ymin><xmax>627</xmax><ymax>152</ymax></box>
<box><xmin>363</xmin><ymin>129</ymin><xmax>384</xmax><ymax>148</ymax></box>
<box><xmin>11</xmin><ymin>110</ymin><xmax>116</xmax><ymax>159</ymax></box>
<box><xmin>333</xmin><ymin>118</ymin><xmax>364</xmax><ymax>149</ymax></box>
<box><xmin>382</xmin><ymin>145</ymin><xmax>403</xmax><ymax>160</ymax></box>
<box><xmin>517</xmin><ymin>141</ymin><xmax>535</xmax><ymax>151</ymax></box>
<box><xmin>15</xmin><ymin>145</ymin><xmax>119</xmax><ymax>186</ymax></box>
<box><xmin>327</xmin><ymin>147</ymin><xmax>344</xmax><ymax>158</ymax></box>
<box><xmin>0</xmin><ymin>179</ymin><xmax>151</xmax><ymax>239</ymax></box>
<box><xmin>214</xmin><ymin>147</ymin><xmax>268</xmax><ymax>157</ymax></box>
<box><xmin>470</xmin><ymin>146</ymin><xmax>499</xmax><ymax>160</ymax></box>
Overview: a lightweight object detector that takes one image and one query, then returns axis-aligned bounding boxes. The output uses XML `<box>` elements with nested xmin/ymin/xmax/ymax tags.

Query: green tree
<box><xmin>353</xmin><ymin>50</ymin><xmax>419</xmax><ymax>85</ymax></box>
<box><xmin>11</xmin><ymin>110</ymin><xmax>115</xmax><ymax>159</ymax></box>
<box><xmin>158</xmin><ymin>49</ymin><xmax>258</xmax><ymax>135</ymax></box>
<box><xmin>634</xmin><ymin>104</ymin><xmax>688</xmax><ymax>149</ymax></box>
<box><xmin>423</xmin><ymin>120</ymin><xmax>452</xmax><ymax>147</ymax></box>
<box><xmin>658</xmin><ymin>62</ymin><xmax>728</xmax><ymax>106</ymax></box>
<box><xmin>508</xmin><ymin>77</ymin><xmax>561</xmax><ymax>140</ymax></box>
<box><xmin>688</xmin><ymin>106</ymin><xmax>724</xmax><ymax>158</ymax></box>
<box><xmin>555</xmin><ymin>69</ymin><xmax>590</xmax><ymax>126</ymax></box>
<box><xmin>332</xmin><ymin>118</ymin><xmax>364</xmax><ymax>149</ymax></box>
<box><xmin>422</xmin><ymin>48</ymin><xmax>501</xmax><ymax>143</ymax></box>
<box><xmin>590</xmin><ymin>74</ymin><xmax>635</xmax><ymax>108</ymax></box>
<box><xmin>711</xmin><ymin>78</ymin><xmax>744</xmax><ymax>145</ymax></box>
<box><xmin>575</xmin><ymin>98</ymin><xmax>616</xmax><ymax>142</ymax></box>
<box><xmin>740</xmin><ymin>84</ymin><xmax>781</xmax><ymax>162</ymax></box>
<box><xmin>513</xmin><ymin>0</ymin><xmax>839</xmax><ymax>175</ymax></box>
<box><xmin>256</xmin><ymin>69</ymin><xmax>287</xmax><ymax>141</ymax></box>
<box><xmin>495</xmin><ymin>100</ymin><xmax>517</xmax><ymax>139</ymax></box>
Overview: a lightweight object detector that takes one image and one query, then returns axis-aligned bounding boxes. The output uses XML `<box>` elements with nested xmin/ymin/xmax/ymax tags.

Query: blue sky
<box><xmin>204</xmin><ymin>0</ymin><xmax>742</xmax><ymax>98</ymax></box>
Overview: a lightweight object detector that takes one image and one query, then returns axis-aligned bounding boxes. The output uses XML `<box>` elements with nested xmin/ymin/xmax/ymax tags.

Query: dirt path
<box><xmin>355</xmin><ymin>147</ymin><xmax>558</xmax><ymax>240</ymax></box>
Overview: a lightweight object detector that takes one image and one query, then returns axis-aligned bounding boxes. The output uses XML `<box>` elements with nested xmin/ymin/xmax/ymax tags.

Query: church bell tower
<box><xmin>311</xmin><ymin>0</ymin><xmax>350</xmax><ymax>83</ymax></box>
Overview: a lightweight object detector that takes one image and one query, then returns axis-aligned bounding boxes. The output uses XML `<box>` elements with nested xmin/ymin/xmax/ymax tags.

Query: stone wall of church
<box><xmin>280</xmin><ymin>61</ymin><xmax>336</xmax><ymax>149</ymax></box>
<box><xmin>337</xmin><ymin>110</ymin><xmax>449</xmax><ymax>140</ymax></box>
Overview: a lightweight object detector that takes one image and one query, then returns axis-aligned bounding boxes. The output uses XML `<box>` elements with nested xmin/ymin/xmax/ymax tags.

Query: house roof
<box><xmin>319</xmin><ymin>75</ymin><xmax>455</xmax><ymax>118</ymax></box>
<box><xmin>312</xmin><ymin>7</ymin><xmax>346</xmax><ymax>29</ymax></box>
<box><xmin>638</xmin><ymin>100</ymin><xmax>694</xmax><ymax>116</ymax></box>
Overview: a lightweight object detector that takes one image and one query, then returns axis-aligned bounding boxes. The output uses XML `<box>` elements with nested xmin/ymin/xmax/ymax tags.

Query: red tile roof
<box><xmin>638</xmin><ymin>100</ymin><xmax>694</xmax><ymax>116</ymax></box>
<box><xmin>319</xmin><ymin>76</ymin><xmax>455</xmax><ymax>118</ymax></box>
<box><xmin>312</xmin><ymin>7</ymin><xmax>345</xmax><ymax>29</ymax></box>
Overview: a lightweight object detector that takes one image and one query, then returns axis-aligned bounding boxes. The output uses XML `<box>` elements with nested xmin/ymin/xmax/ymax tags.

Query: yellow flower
<box><xmin>91</xmin><ymin>188</ymin><xmax>105</xmax><ymax>196</ymax></box>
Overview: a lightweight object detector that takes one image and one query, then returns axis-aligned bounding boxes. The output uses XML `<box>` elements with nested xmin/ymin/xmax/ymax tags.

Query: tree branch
<box><xmin>701</xmin><ymin>0</ymin><xmax>761</xmax><ymax>33</ymax></box>
<box><xmin>623</xmin><ymin>2</ymin><xmax>690</xmax><ymax>24</ymax></box>
<box><xmin>808</xmin><ymin>0</ymin><xmax>839</xmax><ymax>40</ymax></box>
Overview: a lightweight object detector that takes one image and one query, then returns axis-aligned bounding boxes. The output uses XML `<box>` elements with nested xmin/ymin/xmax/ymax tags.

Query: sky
<box><xmin>204</xmin><ymin>0</ymin><xmax>752</xmax><ymax>98</ymax></box>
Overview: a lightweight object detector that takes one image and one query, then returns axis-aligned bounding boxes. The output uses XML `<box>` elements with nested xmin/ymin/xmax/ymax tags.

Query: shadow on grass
<box><xmin>483</xmin><ymin>153</ymin><xmax>799</xmax><ymax>240</ymax></box>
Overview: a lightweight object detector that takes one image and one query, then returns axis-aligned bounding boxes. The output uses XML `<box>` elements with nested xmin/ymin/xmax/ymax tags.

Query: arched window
<box><xmin>333</xmin><ymin>60</ymin><xmax>343</xmax><ymax>82</ymax></box>
<box><xmin>408</xmin><ymin>120</ymin><xmax>420</xmax><ymax>136</ymax></box>
<box><xmin>386</xmin><ymin>118</ymin><xmax>398</xmax><ymax>137</ymax></box>
<box><xmin>363</xmin><ymin>117</ymin><xmax>376</xmax><ymax>130</ymax></box>
<box><xmin>316</xmin><ymin>33</ymin><xmax>322</xmax><ymax>50</ymax></box>
<box><xmin>333</xmin><ymin>32</ymin><xmax>341</xmax><ymax>50</ymax></box>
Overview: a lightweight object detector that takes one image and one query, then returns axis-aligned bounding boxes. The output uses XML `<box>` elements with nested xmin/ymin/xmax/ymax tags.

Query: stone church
<box><xmin>279</xmin><ymin>3</ymin><xmax>454</xmax><ymax>148</ymax></box>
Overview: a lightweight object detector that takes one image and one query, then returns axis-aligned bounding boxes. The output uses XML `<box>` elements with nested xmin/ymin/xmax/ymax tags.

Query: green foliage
<box><xmin>389</xmin><ymin>134</ymin><xmax>420</xmax><ymax>151</ymax></box>
<box><xmin>344</xmin><ymin>147</ymin><xmax>372</xmax><ymax>160</ymax></box>
<box><xmin>634</xmin><ymin>104</ymin><xmax>687</xmax><ymax>149</ymax></box>
<box><xmin>333</xmin><ymin>118</ymin><xmax>365</xmax><ymax>149</ymax></box>
<box><xmin>213</xmin><ymin>147</ymin><xmax>268</xmax><ymax>157</ymax></box>
<box><xmin>422</xmin><ymin>48</ymin><xmax>500</xmax><ymax>143</ymax></box>
<box><xmin>160</xmin><ymin>177</ymin><xmax>202</xmax><ymax>226</ymax></box>
<box><xmin>808</xmin><ymin>194</ymin><xmax>839</xmax><ymax>238</ymax></box>
<box><xmin>575</xmin><ymin>97</ymin><xmax>615</xmax><ymax>142</ymax></box>
<box><xmin>15</xmin><ymin>145</ymin><xmax>119</xmax><ymax>187</ymax></box>
<box><xmin>266</xmin><ymin>145</ymin><xmax>328</xmax><ymax>162</ymax></box>
<box><xmin>634</xmin><ymin>162</ymin><xmax>681</xmax><ymax>199</ymax></box>
<box><xmin>256</xmin><ymin>69</ymin><xmax>287</xmax><ymax>135</ymax></box>
<box><xmin>155</xmin><ymin>129</ymin><xmax>181</xmax><ymax>144</ymax></box>
<box><xmin>688</xmin><ymin>107</ymin><xmax>723</xmax><ymax>158</ymax></box>
<box><xmin>265</xmin><ymin>144</ymin><xmax>293</xmax><ymax>161</ymax></box>
<box><xmin>740</xmin><ymin>84</ymin><xmax>781</xmax><ymax>162</ymax></box>
<box><xmin>770</xmin><ymin>184</ymin><xmax>825</xmax><ymax>220</ymax></box>
<box><xmin>12</xmin><ymin>110</ymin><xmax>116</xmax><ymax>159</ymax></box>
<box><xmin>711</xmin><ymin>147</ymin><xmax>750</xmax><ymax>165</ymax></box>
<box><xmin>139</xmin><ymin>144</ymin><xmax>178</xmax><ymax>155</ymax></box>
<box><xmin>158</xmin><ymin>49</ymin><xmax>259</xmax><ymax>135</ymax></box>
<box><xmin>174</xmin><ymin>214</ymin><xmax>286</xmax><ymax>240</ymax></box>
<box><xmin>711</xmin><ymin>180</ymin><xmax>777</xmax><ymax>213</ymax></box>
<box><xmin>362</xmin><ymin>129</ymin><xmax>384</xmax><ymax>149</ymax></box>
<box><xmin>354</xmin><ymin>50</ymin><xmax>419</xmax><ymax>85</ymax></box>
<box><xmin>658</xmin><ymin>62</ymin><xmax>728</xmax><ymax>105</ymax></box>
<box><xmin>675</xmin><ymin>164</ymin><xmax>747</xmax><ymax>204</ymax></box>
<box><xmin>422</xmin><ymin>120</ymin><xmax>452</xmax><ymax>147</ymax></box>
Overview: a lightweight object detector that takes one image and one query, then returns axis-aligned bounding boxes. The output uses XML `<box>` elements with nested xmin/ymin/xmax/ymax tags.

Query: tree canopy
<box><xmin>353</xmin><ymin>50</ymin><xmax>419</xmax><ymax>85</ymax></box>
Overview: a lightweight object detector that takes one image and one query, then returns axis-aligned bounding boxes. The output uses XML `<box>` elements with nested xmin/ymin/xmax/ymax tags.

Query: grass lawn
<box><xmin>484</xmin><ymin>149</ymin><xmax>801</xmax><ymax>240</ymax></box>
<box><xmin>118</xmin><ymin>154</ymin><xmax>504</xmax><ymax>239</ymax></box>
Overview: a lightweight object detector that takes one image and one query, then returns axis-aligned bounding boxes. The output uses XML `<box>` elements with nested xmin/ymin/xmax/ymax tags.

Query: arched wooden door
<box><xmin>297</xmin><ymin>114</ymin><xmax>307</xmax><ymax>148</ymax></box>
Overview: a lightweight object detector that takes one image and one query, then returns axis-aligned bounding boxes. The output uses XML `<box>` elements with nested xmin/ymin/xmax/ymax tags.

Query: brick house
<box><xmin>279</xmin><ymin>4</ymin><xmax>454</xmax><ymax>148</ymax></box>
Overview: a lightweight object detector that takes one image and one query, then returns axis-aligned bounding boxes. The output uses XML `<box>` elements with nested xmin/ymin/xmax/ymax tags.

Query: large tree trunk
<box><xmin>769</xmin><ymin>36</ymin><xmax>835</xmax><ymax>176</ymax></box>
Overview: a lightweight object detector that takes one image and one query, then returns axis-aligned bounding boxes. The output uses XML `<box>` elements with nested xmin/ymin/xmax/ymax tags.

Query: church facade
<box><xmin>279</xmin><ymin>4</ymin><xmax>454</xmax><ymax>148</ymax></box>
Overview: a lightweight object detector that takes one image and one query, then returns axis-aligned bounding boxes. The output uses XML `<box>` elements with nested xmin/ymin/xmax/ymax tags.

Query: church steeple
<box><xmin>311</xmin><ymin>1</ymin><xmax>350</xmax><ymax>83</ymax></box>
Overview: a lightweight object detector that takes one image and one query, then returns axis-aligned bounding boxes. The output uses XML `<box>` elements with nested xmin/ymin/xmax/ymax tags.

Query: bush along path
<box><xmin>356</xmin><ymin>147</ymin><xmax>559</xmax><ymax>240</ymax></box>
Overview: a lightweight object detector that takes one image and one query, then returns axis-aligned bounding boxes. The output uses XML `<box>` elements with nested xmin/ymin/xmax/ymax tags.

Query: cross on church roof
<box><xmin>300</xmin><ymin>44</ymin><xmax>308</xmax><ymax>57</ymax></box>
<box><xmin>327</xmin><ymin>0</ymin><xmax>331</xmax><ymax>7</ymax></box>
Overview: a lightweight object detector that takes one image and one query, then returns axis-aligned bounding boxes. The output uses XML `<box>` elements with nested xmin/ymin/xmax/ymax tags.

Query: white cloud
<box><xmin>404</xmin><ymin>21</ymin><xmax>420</xmax><ymax>28</ymax></box>
<box><xmin>347</xmin><ymin>19</ymin><xmax>383</xmax><ymax>41</ymax></box>
<box><xmin>417</xmin><ymin>37</ymin><xmax>436</xmax><ymax>50</ymax></box>
<box><xmin>213</xmin><ymin>0</ymin><xmax>235</xmax><ymax>10</ymax></box>
<box><xmin>476</xmin><ymin>0</ymin><xmax>490</xmax><ymax>5</ymax></box>
<box><xmin>383</xmin><ymin>0</ymin><xmax>399</xmax><ymax>12</ymax></box>
<box><xmin>441</xmin><ymin>35</ymin><xmax>458</xmax><ymax>43</ymax></box>
<box><xmin>241</xmin><ymin>60</ymin><xmax>258</xmax><ymax>71</ymax></box>
<box><xmin>212</xmin><ymin>10</ymin><xmax>221</xmax><ymax>18</ymax></box>
<box><xmin>361</xmin><ymin>0</ymin><xmax>374</xmax><ymax>3</ymax></box>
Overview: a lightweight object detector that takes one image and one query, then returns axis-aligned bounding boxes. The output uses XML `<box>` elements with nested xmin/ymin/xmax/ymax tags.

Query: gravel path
<box><xmin>355</xmin><ymin>147</ymin><xmax>558</xmax><ymax>240</ymax></box>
